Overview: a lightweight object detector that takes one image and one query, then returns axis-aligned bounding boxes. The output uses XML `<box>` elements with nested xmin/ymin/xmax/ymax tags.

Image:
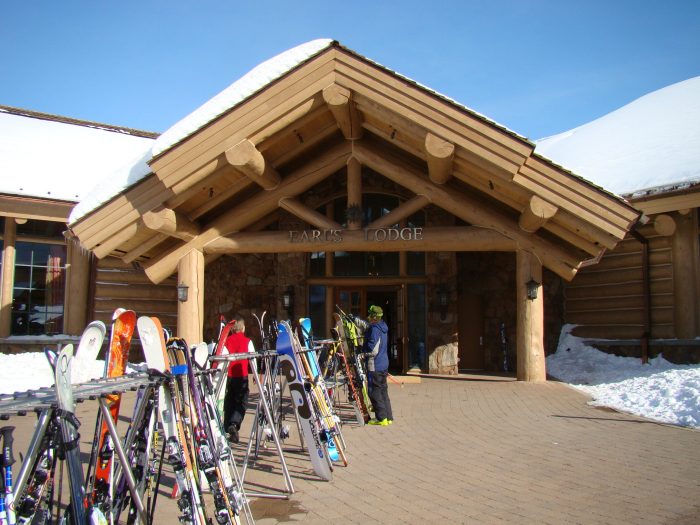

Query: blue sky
<box><xmin>1</xmin><ymin>0</ymin><xmax>699</xmax><ymax>140</ymax></box>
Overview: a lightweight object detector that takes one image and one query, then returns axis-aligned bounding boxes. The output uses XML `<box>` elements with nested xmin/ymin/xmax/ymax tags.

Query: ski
<box><xmin>276</xmin><ymin>322</ymin><xmax>332</xmax><ymax>481</ymax></box>
<box><xmin>298</xmin><ymin>319</ymin><xmax>347</xmax><ymax>466</ymax></box>
<box><xmin>53</xmin><ymin>345</ymin><xmax>90</xmax><ymax>525</ymax></box>
<box><xmin>73</xmin><ymin>320</ymin><xmax>107</xmax><ymax>383</ymax></box>
<box><xmin>88</xmin><ymin>309</ymin><xmax>136</xmax><ymax>513</ymax></box>
<box><xmin>177</xmin><ymin>338</ymin><xmax>245</xmax><ymax>525</ymax></box>
<box><xmin>137</xmin><ymin>316</ymin><xmax>208</xmax><ymax>525</ymax></box>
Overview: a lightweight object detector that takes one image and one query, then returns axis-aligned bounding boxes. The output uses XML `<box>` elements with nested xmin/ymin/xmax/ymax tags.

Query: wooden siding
<box><xmin>93</xmin><ymin>257</ymin><xmax>178</xmax><ymax>331</ymax></box>
<box><xmin>565</xmin><ymin>220</ymin><xmax>676</xmax><ymax>339</ymax></box>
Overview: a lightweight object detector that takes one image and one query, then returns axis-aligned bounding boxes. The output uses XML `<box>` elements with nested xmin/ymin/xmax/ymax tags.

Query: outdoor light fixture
<box><xmin>526</xmin><ymin>279</ymin><xmax>540</xmax><ymax>300</ymax></box>
<box><xmin>177</xmin><ymin>282</ymin><xmax>189</xmax><ymax>303</ymax></box>
<box><xmin>438</xmin><ymin>286</ymin><xmax>449</xmax><ymax>320</ymax></box>
<box><xmin>281</xmin><ymin>287</ymin><xmax>294</xmax><ymax>319</ymax></box>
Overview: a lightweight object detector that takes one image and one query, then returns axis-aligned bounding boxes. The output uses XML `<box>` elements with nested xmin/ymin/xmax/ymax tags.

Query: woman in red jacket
<box><xmin>223</xmin><ymin>315</ymin><xmax>255</xmax><ymax>443</ymax></box>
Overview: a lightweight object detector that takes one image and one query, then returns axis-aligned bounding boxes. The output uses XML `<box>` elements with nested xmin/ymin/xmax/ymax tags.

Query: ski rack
<box><xmin>0</xmin><ymin>372</ymin><xmax>164</xmax><ymax>419</ymax></box>
<box><xmin>209</xmin><ymin>350</ymin><xmax>295</xmax><ymax>499</ymax></box>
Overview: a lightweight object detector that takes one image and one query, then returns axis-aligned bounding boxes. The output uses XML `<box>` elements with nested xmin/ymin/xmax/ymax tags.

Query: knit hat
<box><xmin>368</xmin><ymin>305</ymin><xmax>383</xmax><ymax>319</ymax></box>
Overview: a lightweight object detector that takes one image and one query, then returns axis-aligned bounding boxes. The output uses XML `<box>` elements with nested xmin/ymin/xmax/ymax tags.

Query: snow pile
<box><xmin>536</xmin><ymin>76</ymin><xmax>700</xmax><ymax>196</ymax></box>
<box><xmin>547</xmin><ymin>325</ymin><xmax>700</xmax><ymax>428</ymax></box>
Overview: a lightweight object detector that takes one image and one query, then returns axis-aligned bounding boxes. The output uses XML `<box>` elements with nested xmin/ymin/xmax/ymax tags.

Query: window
<box><xmin>311</xmin><ymin>194</ymin><xmax>424</xmax><ymax>277</ymax></box>
<box><xmin>10</xmin><ymin>220</ymin><xmax>67</xmax><ymax>335</ymax></box>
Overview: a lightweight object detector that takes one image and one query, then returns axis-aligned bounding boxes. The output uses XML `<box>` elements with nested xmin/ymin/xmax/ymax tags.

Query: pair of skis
<box><xmin>138</xmin><ymin>316</ymin><xmax>249</xmax><ymax>525</ymax></box>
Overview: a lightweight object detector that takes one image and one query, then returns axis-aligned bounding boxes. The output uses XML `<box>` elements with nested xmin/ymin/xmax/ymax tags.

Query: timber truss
<box><xmin>69</xmin><ymin>41</ymin><xmax>639</xmax><ymax>282</ymax></box>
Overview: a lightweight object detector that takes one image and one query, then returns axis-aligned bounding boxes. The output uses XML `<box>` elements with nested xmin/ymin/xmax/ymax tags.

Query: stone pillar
<box><xmin>516</xmin><ymin>250</ymin><xmax>546</xmax><ymax>382</ymax></box>
<box><xmin>177</xmin><ymin>249</ymin><xmax>204</xmax><ymax>345</ymax></box>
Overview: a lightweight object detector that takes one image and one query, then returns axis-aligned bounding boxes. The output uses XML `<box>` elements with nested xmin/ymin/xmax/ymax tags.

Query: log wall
<box><xmin>93</xmin><ymin>257</ymin><xmax>178</xmax><ymax>357</ymax></box>
<box><xmin>566</xmin><ymin>220</ymin><xmax>676</xmax><ymax>339</ymax></box>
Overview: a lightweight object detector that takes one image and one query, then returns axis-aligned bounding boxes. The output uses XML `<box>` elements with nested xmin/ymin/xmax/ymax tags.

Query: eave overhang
<box><xmin>68</xmin><ymin>41</ymin><xmax>640</xmax><ymax>283</ymax></box>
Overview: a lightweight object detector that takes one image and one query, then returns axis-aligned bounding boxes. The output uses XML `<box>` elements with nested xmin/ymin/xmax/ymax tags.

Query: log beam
<box><xmin>225</xmin><ymin>139</ymin><xmax>280</xmax><ymax>190</ymax></box>
<box><xmin>347</xmin><ymin>156</ymin><xmax>362</xmax><ymax>230</ymax></box>
<box><xmin>205</xmin><ymin>227</ymin><xmax>515</xmax><ymax>254</ymax></box>
<box><xmin>143</xmin><ymin>141</ymin><xmax>351</xmax><ymax>283</ymax></box>
<box><xmin>519</xmin><ymin>195</ymin><xmax>558</xmax><ymax>233</ymax></box>
<box><xmin>369</xmin><ymin>195</ymin><xmax>431</xmax><ymax>229</ymax></box>
<box><xmin>323</xmin><ymin>84</ymin><xmax>363</xmax><ymax>140</ymax></box>
<box><xmin>142</xmin><ymin>206</ymin><xmax>201</xmax><ymax>241</ymax></box>
<box><xmin>92</xmin><ymin>222</ymin><xmax>139</xmax><ymax>259</ymax></box>
<box><xmin>424</xmin><ymin>132</ymin><xmax>455</xmax><ymax>184</ymax></box>
<box><xmin>653</xmin><ymin>214</ymin><xmax>676</xmax><ymax>237</ymax></box>
<box><xmin>352</xmin><ymin>140</ymin><xmax>580</xmax><ymax>280</ymax></box>
<box><xmin>279</xmin><ymin>197</ymin><xmax>341</xmax><ymax>230</ymax></box>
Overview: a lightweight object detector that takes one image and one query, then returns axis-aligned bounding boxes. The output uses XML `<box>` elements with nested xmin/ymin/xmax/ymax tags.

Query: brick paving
<box><xmin>8</xmin><ymin>374</ymin><xmax>700</xmax><ymax>524</ymax></box>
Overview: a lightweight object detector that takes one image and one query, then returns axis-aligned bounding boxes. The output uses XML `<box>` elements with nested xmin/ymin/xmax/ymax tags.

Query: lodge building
<box><xmin>2</xmin><ymin>40</ymin><xmax>698</xmax><ymax>379</ymax></box>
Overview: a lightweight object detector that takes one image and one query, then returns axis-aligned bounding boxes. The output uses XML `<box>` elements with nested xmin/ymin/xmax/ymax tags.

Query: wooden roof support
<box><xmin>121</xmin><ymin>233</ymin><xmax>168</xmax><ymax>264</ymax></box>
<box><xmin>225</xmin><ymin>139</ymin><xmax>281</xmax><ymax>190</ymax></box>
<box><xmin>519</xmin><ymin>195</ymin><xmax>558</xmax><ymax>233</ymax></box>
<box><xmin>322</xmin><ymin>84</ymin><xmax>363</xmax><ymax>140</ymax></box>
<box><xmin>143</xmin><ymin>141</ymin><xmax>352</xmax><ymax>283</ymax></box>
<box><xmin>369</xmin><ymin>195</ymin><xmax>431</xmax><ymax>229</ymax></box>
<box><xmin>347</xmin><ymin>156</ymin><xmax>362</xmax><ymax>230</ymax></box>
<box><xmin>205</xmin><ymin>226</ymin><xmax>515</xmax><ymax>254</ymax></box>
<box><xmin>279</xmin><ymin>197</ymin><xmax>341</xmax><ymax>230</ymax></box>
<box><xmin>352</xmin><ymin>140</ymin><xmax>581</xmax><ymax>280</ymax></box>
<box><xmin>424</xmin><ymin>132</ymin><xmax>455</xmax><ymax>184</ymax></box>
<box><xmin>92</xmin><ymin>222</ymin><xmax>139</xmax><ymax>259</ymax></box>
<box><xmin>142</xmin><ymin>206</ymin><xmax>201</xmax><ymax>241</ymax></box>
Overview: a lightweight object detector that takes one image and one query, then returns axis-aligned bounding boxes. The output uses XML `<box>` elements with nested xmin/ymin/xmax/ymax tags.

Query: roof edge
<box><xmin>0</xmin><ymin>104</ymin><xmax>160</xmax><ymax>139</ymax></box>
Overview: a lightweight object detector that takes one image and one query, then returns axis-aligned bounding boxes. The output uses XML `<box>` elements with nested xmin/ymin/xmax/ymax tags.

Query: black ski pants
<box><xmin>224</xmin><ymin>376</ymin><xmax>249</xmax><ymax>431</ymax></box>
<box><xmin>368</xmin><ymin>370</ymin><xmax>393</xmax><ymax>421</ymax></box>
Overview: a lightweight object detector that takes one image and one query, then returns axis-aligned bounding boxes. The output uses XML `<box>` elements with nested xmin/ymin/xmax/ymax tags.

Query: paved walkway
<box><xmin>8</xmin><ymin>374</ymin><xmax>700</xmax><ymax>524</ymax></box>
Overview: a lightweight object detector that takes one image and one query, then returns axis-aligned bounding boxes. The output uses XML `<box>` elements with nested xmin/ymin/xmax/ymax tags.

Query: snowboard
<box><xmin>90</xmin><ymin>309</ymin><xmax>136</xmax><ymax>508</ymax></box>
<box><xmin>276</xmin><ymin>322</ymin><xmax>332</xmax><ymax>481</ymax></box>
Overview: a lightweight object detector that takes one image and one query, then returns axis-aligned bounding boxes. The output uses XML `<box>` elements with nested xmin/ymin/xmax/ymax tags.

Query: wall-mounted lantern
<box><xmin>281</xmin><ymin>287</ymin><xmax>295</xmax><ymax>319</ymax></box>
<box><xmin>177</xmin><ymin>282</ymin><xmax>189</xmax><ymax>303</ymax></box>
<box><xmin>526</xmin><ymin>279</ymin><xmax>540</xmax><ymax>301</ymax></box>
<box><xmin>438</xmin><ymin>286</ymin><xmax>449</xmax><ymax>320</ymax></box>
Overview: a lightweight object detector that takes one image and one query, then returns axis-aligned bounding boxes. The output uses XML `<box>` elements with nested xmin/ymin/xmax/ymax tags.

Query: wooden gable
<box><xmin>68</xmin><ymin>42</ymin><xmax>640</xmax><ymax>283</ymax></box>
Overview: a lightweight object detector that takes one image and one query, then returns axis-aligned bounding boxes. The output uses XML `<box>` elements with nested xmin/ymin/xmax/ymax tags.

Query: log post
<box><xmin>347</xmin><ymin>157</ymin><xmax>362</xmax><ymax>230</ymax></box>
<box><xmin>516</xmin><ymin>250</ymin><xmax>546</xmax><ymax>382</ymax></box>
<box><xmin>0</xmin><ymin>217</ymin><xmax>17</xmax><ymax>337</ymax></box>
<box><xmin>177</xmin><ymin>249</ymin><xmax>204</xmax><ymax>345</ymax></box>
<box><xmin>424</xmin><ymin>132</ymin><xmax>455</xmax><ymax>184</ymax></box>
<box><xmin>64</xmin><ymin>242</ymin><xmax>91</xmax><ymax>335</ymax></box>
<box><xmin>225</xmin><ymin>139</ymin><xmax>280</xmax><ymax>190</ymax></box>
<box><xmin>672</xmin><ymin>212</ymin><xmax>697</xmax><ymax>338</ymax></box>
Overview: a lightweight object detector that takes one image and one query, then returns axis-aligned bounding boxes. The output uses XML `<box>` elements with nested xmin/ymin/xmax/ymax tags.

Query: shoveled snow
<box><xmin>0</xmin><ymin>108</ymin><xmax>154</xmax><ymax>203</ymax></box>
<box><xmin>535</xmin><ymin>76</ymin><xmax>700</xmax><ymax>196</ymax></box>
<box><xmin>547</xmin><ymin>325</ymin><xmax>700</xmax><ymax>428</ymax></box>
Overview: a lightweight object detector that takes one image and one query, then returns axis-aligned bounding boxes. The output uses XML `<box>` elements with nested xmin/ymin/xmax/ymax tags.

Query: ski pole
<box><xmin>0</xmin><ymin>426</ymin><xmax>16</xmax><ymax>525</ymax></box>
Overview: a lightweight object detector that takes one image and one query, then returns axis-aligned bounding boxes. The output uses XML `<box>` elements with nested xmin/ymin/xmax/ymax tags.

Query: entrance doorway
<box><xmin>335</xmin><ymin>286</ymin><xmax>404</xmax><ymax>373</ymax></box>
<box><xmin>458</xmin><ymin>291</ymin><xmax>485</xmax><ymax>370</ymax></box>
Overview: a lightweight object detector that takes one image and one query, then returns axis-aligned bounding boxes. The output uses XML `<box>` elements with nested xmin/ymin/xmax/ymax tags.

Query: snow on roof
<box><xmin>0</xmin><ymin>106</ymin><xmax>155</xmax><ymax>203</ymax></box>
<box><xmin>535</xmin><ymin>76</ymin><xmax>700</xmax><ymax>197</ymax></box>
<box><xmin>152</xmin><ymin>39</ymin><xmax>335</xmax><ymax>157</ymax></box>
